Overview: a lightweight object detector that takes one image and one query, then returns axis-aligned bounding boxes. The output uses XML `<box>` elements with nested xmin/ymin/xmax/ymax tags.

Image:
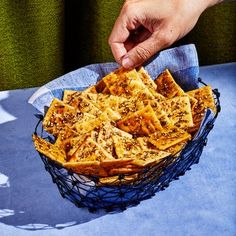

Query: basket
<box><xmin>34</xmin><ymin>78</ymin><xmax>220</xmax><ymax>212</ymax></box>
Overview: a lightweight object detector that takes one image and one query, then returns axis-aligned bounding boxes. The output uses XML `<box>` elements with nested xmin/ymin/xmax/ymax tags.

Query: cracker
<box><xmin>108</xmin><ymin>166</ymin><xmax>142</xmax><ymax>176</ymax></box>
<box><xmin>32</xmin><ymin>134</ymin><xmax>66</xmax><ymax>164</ymax></box>
<box><xmin>98</xmin><ymin>174</ymin><xmax>138</xmax><ymax>186</ymax></box>
<box><xmin>61</xmin><ymin>131</ymin><xmax>99</xmax><ymax>158</ymax></box>
<box><xmin>161</xmin><ymin>95</ymin><xmax>193</xmax><ymax>129</ymax></box>
<box><xmin>112</xmin><ymin>135</ymin><xmax>142</xmax><ymax>159</ymax></box>
<box><xmin>54</xmin><ymin>124</ymin><xmax>79</xmax><ymax>147</ymax></box>
<box><xmin>88</xmin><ymin>93</ymin><xmax>122</xmax><ymax>111</ymax></box>
<box><xmin>100</xmin><ymin>158</ymin><xmax>135</xmax><ymax>169</ymax></box>
<box><xmin>187</xmin><ymin>85</ymin><xmax>216</xmax><ymax>116</ymax></box>
<box><xmin>117</xmin><ymin>105</ymin><xmax>163</xmax><ymax>135</ymax></box>
<box><xmin>67</xmin><ymin>94</ymin><xmax>102</xmax><ymax>116</ymax></box>
<box><xmin>64</xmin><ymin>161</ymin><xmax>108</xmax><ymax>177</ymax></box>
<box><xmin>117</xmin><ymin>97</ymin><xmax>145</xmax><ymax>117</ymax></box>
<box><xmin>145</xmin><ymin>100</ymin><xmax>172</xmax><ymax>127</ymax></box>
<box><xmin>149</xmin><ymin>125</ymin><xmax>191</xmax><ymax>150</ymax></box>
<box><xmin>136</xmin><ymin>136</ymin><xmax>161</xmax><ymax>150</ymax></box>
<box><xmin>131</xmin><ymin>150</ymin><xmax>171</xmax><ymax>167</ymax></box>
<box><xmin>137</xmin><ymin>67</ymin><xmax>165</xmax><ymax>101</ymax></box>
<box><xmin>102</xmin><ymin>67</ymin><xmax>154</xmax><ymax>99</ymax></box>
<box><xmin>69</xmin><ymin>137</ymin><xmax>114</xmax><ymax>162</ymax></box>
<box><xmin>74</xmin><ymin>108</ymin><xmax>121</xmax><ymax>134</ymax></box>
<box><xmin>165</xmin><ymin>141</ymin><xmax>188</xmax><ymax>156</ymax></box>
<box><xmin>43</xmin><ymin>98</ymin><xmax>82</xmax><ymax>137</ymax></box>
<box><xmin>83</xmin><ymin>85</ymin><xmax>97</xmax><ymax>94</ymax></box>
<box><xmin>154</xmin><ymin>69</ymin><xmax>197</xmax><ymax>108</ymax></box>
<box><xmin>187</xmin><ymin>85</ymin><xmax>216</xmax><ymax>133</ymax></box>
<box><xmin>96</xmin><ymin>122</ymin><xmax>132</xmax><ymax>155</ymax></box>
<box><xmin>136</xmin><ymin>136</ymin><xmax>186</xmax><ymax>159</ymax></box>
<box><xmin>63</xmin><ymin>90</ymin><xmax>81</xmax><ymax>103</ymax></box>
<box><xmin>155</xmin><ymin>69</ymin><xmax>185</xmax><ymax>98</ymax></box>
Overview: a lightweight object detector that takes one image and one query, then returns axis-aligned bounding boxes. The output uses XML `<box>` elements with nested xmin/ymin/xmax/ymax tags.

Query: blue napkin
<box><xmin>28</xmin><ymin>44</ymin><xmax>199</xmax><ymax>113</ymax></box>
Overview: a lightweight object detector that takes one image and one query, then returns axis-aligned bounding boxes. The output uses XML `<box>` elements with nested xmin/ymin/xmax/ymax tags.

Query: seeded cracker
<box><xmin>33</xmin><ymin>134</ymin><xmax>66</xmax><ymax>164</ymax></box>
<box><xmin>86</xmin><ymin>93</ymin><xmax>123</xmax><ymax>111</ymax></box>
<box><xmin>161</xmin><ymin>95</ymin><xmax>194</xmax><ymax>130</ymax></box>
<box><xmin>117</xmin><ymin>105</ymin><xmax>162</xmax><ymax>136</ymax></box>
<box><xmin>137</xmin><ymin>67</ymin><xmax>165</xmax><ymax>101</ymax></box>
<box><xmin>117</xmin><ymin>97</ymin><xmax>145</xmax><ymax>117</ymax></box>
<box><xmin>96</xmin><ymin>122</ymin><xmax>132</xmax><ymax>155</ymax></box>
<box><xmin>102</xmin><ymin>67</ymin><xmax>154</xmax><ymax>99</ymax></box>
<box><xmin>149</xmin><ymin>125</ymin><xmax>191</xmax><ymax>150</ymax></box>
<box><xmin>66</xmin><ymin>93</ymin><xmax>102</xmax><ymax>116</ymax></box>
<box><xmin>43</xmin><ymin>98</ymin><xmax>81</xmax><ymax>137</ymax></box>
<box><xmin>144</xmin><ymin>99</ymin><xmax>172</xmax><ymax>127</ymax></box>
<box><xmin>64</xmin><ymin>161</ymin><xmax>108</xmax><ymax>176</ymax></box>
<box><xmin>69</xmin><ymin>137</ymin><xmax>114</xmax><ymax>162</ymax></box>
<box><xmin>63</xmin><ymin>90</ymin><xmax>81</xmax><ymax>103</ymax></box>
<box><xmin>187</xmin><ymin>85</ymin><xmax>216</xmax><ymax>133</ymax></box>
<box><xmin>155</xmin><ymin>69</ymin><xmax>197</xmax><ymax>108</ymax></box>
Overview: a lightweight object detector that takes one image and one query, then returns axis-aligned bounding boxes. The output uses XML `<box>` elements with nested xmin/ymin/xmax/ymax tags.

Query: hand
<box><xmin>109</xmin><ymin>0</ymin><xmax>221</xmax><ymax>69</ymax></box>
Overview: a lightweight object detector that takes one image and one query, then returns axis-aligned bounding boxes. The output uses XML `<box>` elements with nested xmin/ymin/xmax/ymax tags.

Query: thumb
<box><xmin>122</xmin><ymin>36</ymin><xmax>162</xmax><ymax>69</ymax></box>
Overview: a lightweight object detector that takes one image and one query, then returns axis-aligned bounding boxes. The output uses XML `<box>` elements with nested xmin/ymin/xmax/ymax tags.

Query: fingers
<box><xmin>108</xmin><ymin>14</ymin><xmax>131</xmax><ymax>64</ymax></box>
<box><xmin>109</xmin><ymin>2</ymin><xmax>142</xmax><ymax>64</ymax></box>
<box><xmin>121</xmin><ymin>31</ymin><xmax>172</xmax><ymax>69</ymax></box>
<box><xmin>109</xmin><ymin>1</ymin><xmax>164</xmax><ymax>69</ymax></box>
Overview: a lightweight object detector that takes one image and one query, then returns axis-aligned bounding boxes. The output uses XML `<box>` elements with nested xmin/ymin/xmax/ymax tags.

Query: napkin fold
<box><xmin>28</xmin><ymin>44</ymin><xmax>199</xmax><ymax>114</ymax></box>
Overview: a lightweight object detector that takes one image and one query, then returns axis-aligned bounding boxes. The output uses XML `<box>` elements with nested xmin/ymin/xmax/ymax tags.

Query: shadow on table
<box><xmin>0</xmin><ymin>89</ymin><xmax>109</xmax><ymax>230</ymax></box>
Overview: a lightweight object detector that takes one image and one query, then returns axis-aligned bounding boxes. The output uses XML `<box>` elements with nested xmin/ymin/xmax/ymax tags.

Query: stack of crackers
<box><xmin>33</xmin><ymin>67</ymin><xmax>216</xmax><ymax>183</ymax></box>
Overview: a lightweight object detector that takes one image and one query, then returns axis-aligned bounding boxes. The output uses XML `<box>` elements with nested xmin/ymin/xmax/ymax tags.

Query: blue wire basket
<box><xmin>34</xmin><ymin>78</ymin><xmax>220</xmax><ymax>212</ymax></box>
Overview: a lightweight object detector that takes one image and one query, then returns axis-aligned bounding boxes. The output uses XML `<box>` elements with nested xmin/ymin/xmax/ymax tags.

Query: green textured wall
<box><xmin>0</xmin><ymin>0</ymin><xmax>64</xmax><ymax>90</ymax></box>
<box><xmin>0</xmin><ymin>1</ymin><xmax>235</xmax><ymax>91</ymax></box>
<box><xmin>176</xmin><ymin>2</ymin><xmax>236</xmax><ymax>65</ymax></box>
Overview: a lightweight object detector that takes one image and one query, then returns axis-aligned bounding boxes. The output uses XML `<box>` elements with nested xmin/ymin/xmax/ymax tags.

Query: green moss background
<box><xmin>0</xmin><ymin>0</ymin><xmax>64</xmax><ymax>90</ymax></box>
<box><xmin>176</xmin><ymin>3</ymin><xmax>236</xmax><ymax>65</ymax></box>
<box><xmin>0</xmin><ymin>1</ymin><xmax>235</xmax><ymax>91</ymax></box>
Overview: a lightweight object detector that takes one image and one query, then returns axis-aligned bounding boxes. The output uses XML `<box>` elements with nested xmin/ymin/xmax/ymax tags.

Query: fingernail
<box><xmin>122</xmin><ymin>56</ymin><xmax>134</xmax><ymax>69</ymax></box>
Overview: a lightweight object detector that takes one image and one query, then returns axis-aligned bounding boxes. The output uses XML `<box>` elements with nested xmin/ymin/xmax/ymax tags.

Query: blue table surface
<box><xmin>0</xmin><ymin>63</ymin><xmax>236</xmax><ymax>236</ymax></box>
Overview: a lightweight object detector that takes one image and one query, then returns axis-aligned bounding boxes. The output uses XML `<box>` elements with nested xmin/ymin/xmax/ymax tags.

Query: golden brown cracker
<box><xmin>100</xmin><ymin>158</ymin><xmax>135</xmax><ymax>169</ymax></box>
<box><xmin>68</xmin><ymin>94</ymin><xmax>102</xmax><ymax>116</ymax></box>
<box><xmin>137</xmin><ymin>67</ymin><xmax>165</xmax><ymax>101</ymax></box>
<box><xmin>43</xmin><ymin>98</ymin><xmax>81</xmax><ymax>137</ymax></box>
<box><xmin>70</xmin><ymin>137</ymin><xmax>114</xmax><ymax>162</ymax></box>
<box><xmin>165</xmin><ymin>141</ymin><xmax>188</xmax><ymax>156</ymax></box>
<box><xmin>32</xmin><ymin>134</ymin><xmax>66</xmax><ymax>164</ymax></box>
<box><xmin>117</xmin><ymin>105</ymin><xmax>163</xmax><ymax>135</ymax></box>
<box><xmin>98</xmin><ymin>174</ymin><xmax>138</xmax><ymax>186</ymax></box>
<box><xmin>161</xmin><ymin>95</ymin><xmax>193</xmax><ymax>129</ymax></box>
<box><xmin>149</xmin><ymin>125</ymin><xmax>191</xmax><ymax>150</ymax></box>
<box><xmin>187</xmin><ymin>85</ymin><xmax>216</xmax><ymax>133</ymax></box>
<box><xmin>103</xmin><ymin>67</ymin><xmax>154</xmax><ymax>99</ymax></box>
<box><xmin>112</xmin><ymin>135</ymin><xmax>142</xmax><ymax>159</ymax></box>
<box><xmin>131</xmin><ymin>150</ymin><xmax>170</xmax><ymax>167</ymax></box>
<box><xmin>63</xmin><ymin>90</ymin><xmax>81</xmax><ymax>103</ymax></box>
<box><xmin>155</xmin><ymin>69</ymin><xmax>185</xmax><ymax>98</ymax></box>
<box><xmin>64</xmin><ymin>161</ymin><xmax>108</xmax><ymax>177</ymax></box>
<box><xmin>117</xmin><ymin>97</ymin><xmax>145</xmax><ymax>117</ymax></box>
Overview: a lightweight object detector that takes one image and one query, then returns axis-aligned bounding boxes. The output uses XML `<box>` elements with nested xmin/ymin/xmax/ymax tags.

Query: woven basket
<box><xmin>34</xmin><ymin>78</ymin><xmax>220</xmax><ymax>212</ymax></box>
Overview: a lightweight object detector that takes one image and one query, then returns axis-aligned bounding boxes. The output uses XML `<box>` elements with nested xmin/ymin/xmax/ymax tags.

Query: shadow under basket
<box><xmin>34</xmin><ymin>81</ymin><xmax>221</xmax><ymax>213</ymax></box>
